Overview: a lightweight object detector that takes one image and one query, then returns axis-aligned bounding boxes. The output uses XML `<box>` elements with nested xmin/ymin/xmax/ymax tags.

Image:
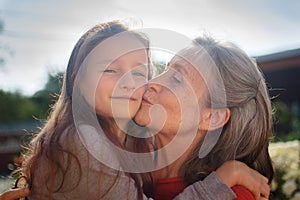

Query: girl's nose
<box><xmin>119</xmin><ymin>73</ymin><xmax>136</xmax><ymax>90</ymax></box>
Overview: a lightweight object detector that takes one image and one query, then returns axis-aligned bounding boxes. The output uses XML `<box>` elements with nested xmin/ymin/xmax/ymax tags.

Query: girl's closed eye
<box><xmin>103</xmin><ymin>68</ymin><xmax>117</xmax><ymax>73</ymax></box>
<box><xmin>132</xmin><ymin>70</ymin><xmax>146</xmax><ymax>77</ymax></box>
<box><xmin>131</xmin><ymin>64</ymin><xmax>148</xmax><ymax>78</ymax></box>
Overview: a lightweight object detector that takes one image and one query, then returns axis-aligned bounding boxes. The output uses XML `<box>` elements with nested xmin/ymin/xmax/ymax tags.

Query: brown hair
<box><xmin>178</xmin><ymin>36</ymin><xmax>274</xmax><ymax>185</ymax></box>
<box><xmin>22</xmin><ymin>21</ymin><xmax>151</xmax><ymax>199</ymax></box>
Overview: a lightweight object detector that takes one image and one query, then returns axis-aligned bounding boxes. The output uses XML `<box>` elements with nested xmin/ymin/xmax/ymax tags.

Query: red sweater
<box><xmin>153</xmin><ymin>177</ymin><xmax>255</xmax><ymax>200</ymax></box>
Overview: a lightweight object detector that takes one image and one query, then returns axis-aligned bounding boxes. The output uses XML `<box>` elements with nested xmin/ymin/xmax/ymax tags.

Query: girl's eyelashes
<box><xmin>132</xmin><ymin>71</ymin><xmax>147</xmax><ymax>77</ymax></box>
<box><xmin>103</xmin><ymin>68</ymin><xmax>117</xmax><ymax>73</ymax></box>
<box><xmin>133</xmin><ymin>64</ymin><xmax>148</xmax><ymax>78</ymax></box>
<box><xmin>102</xmin><ymin>68</ymin><xmax>147</xmax><ymax>78</ymax></box>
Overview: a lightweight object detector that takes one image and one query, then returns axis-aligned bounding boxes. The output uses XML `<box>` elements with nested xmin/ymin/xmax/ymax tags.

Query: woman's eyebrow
<box><xmin>135</xmin><ymin>62</ymin><xmax>148</xmax><ymax>67</ymax></box>
<box><xmin>172</xmin><ymin>63</ymin><xmax>188</xmax><ymax>75</ymax></box>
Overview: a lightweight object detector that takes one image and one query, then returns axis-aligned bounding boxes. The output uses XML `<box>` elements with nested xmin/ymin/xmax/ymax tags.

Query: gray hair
<box><xmin>179</xmin><ymin>36</ymin><xmax>274</xmax><ymax>185</ymax></box>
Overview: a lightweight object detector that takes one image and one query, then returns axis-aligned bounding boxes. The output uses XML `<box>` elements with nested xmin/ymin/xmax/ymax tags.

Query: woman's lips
<box><xmin>142</xmin><ymin>97</ymin><xmax>152</xmax><ymax>105</ymax></box>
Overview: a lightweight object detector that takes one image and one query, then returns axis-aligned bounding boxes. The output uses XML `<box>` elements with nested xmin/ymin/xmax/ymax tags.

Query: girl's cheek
<box><xmin>135</xmin><ymin>79</ymin><xmax>147</xmax><ymax>92</ymax></box>
<box><xmin>136</xmin><ymin>87</ymin><xmax>146</xmax><ymax>97</ymax></box>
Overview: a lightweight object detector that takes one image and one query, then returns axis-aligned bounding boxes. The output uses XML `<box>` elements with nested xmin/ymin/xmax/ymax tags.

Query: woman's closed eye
<box><xmin>172</xmin><ymin>72</ymin><xmax>183</xmax><ymax>83</ymax></box>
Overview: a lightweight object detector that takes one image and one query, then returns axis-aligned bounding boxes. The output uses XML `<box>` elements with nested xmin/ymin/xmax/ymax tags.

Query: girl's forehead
<box><xmin>86</xmin><ymin>35</ymin><xmax>147</xmax><ymax>64</ymax></box>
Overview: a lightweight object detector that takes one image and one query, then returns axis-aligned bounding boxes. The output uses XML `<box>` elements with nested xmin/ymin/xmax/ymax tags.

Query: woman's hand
<box><xmin>216</xmin><ymin>160</ymin><xmax>270</xmax><ymax>200</ymax></box>
<box><xmin>0</xmin><ymin>188</ymin><xmax>30</xmax><ymax>200</ymax></box>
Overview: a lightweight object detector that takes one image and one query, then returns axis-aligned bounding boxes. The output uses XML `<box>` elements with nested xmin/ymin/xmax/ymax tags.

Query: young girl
<box><xmin>0</xmin><ymin>22</ymin><xmax>270</xmax><ymax>200</ymax></box>
<box><xmin>133</xmin><ymin>36</ymin><xmax>273</xmax><ymax>200</ymax></box>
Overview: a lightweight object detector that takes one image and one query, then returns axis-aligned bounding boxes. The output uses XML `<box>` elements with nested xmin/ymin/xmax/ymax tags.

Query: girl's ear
<box><xmin>199</xmin><ymin>108</ymin><xmax>230</xmax><ymax>131</ymax></box>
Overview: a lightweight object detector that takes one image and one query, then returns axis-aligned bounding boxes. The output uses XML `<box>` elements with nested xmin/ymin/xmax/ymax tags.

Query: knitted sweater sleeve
<box><xmin>173</xmin><ymin>172</ymin><xmax>237</xmax><ymax>200</ymax></box>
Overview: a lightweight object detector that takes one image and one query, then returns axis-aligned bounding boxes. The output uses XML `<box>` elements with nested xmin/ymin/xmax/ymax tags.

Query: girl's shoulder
<box><xmin>61</xmin><ymin>123</ymin><xmax>124</xmax><ymax>174</ymax></box>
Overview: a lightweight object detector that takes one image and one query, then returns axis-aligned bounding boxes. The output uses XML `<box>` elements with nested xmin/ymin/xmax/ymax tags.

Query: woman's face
<box><xmin>134</xmin><ymin>55</ymin><xmax>210</xmax><ymax>137</ymax></box>
<box><xmin>80</xmin><ymin>33</ymin><xmax>148</xmax><ymax>120</ymax></box>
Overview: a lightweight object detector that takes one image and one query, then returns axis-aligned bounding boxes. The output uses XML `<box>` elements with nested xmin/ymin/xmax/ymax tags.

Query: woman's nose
<box><xmin>147</xmin><ymin>79</ymin><xmax>162</xmax><ymax>93</ymax></box>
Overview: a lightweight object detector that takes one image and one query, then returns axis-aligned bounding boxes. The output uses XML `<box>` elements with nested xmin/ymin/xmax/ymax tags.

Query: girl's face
<box><xmin>134</xmin><ymin>55</ymin><xmax>210</xmax><ymax>137</ymax></box>
<box><xmin>80</xmin><ymin>34</ymin><xmax>148</xmax><ymax>120</ymax></box>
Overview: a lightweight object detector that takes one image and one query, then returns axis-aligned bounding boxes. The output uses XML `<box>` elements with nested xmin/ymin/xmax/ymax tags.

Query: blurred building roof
<box><xmin>0</xmin><ymin>121</ymin><xmax>42</xmax><ymax>136</ymax></box>
<box><xmin>256</xmin><ymin>48</ymin><xmax>300</xmax><ymax>72</ymax></box>
<box><xmin>256</xmin><ymin>48</ymin><xmax>300</xmax><ymax>103</ymax></box>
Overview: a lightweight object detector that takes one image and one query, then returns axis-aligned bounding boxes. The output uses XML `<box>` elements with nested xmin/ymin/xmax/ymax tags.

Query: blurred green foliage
<box><xmin>0</xmin><ymin>72</ymin><xmax>63</xmax><ymax>123</ymax></box>
<box><xmin>153</xmin><ymin>60</ymin><xmax>167</xmax><ymax>76</ymax></box>
<box><xmin>272</xmin><ymin>101</ymin><xmax>300</xmax><ymax>142</ymax></box>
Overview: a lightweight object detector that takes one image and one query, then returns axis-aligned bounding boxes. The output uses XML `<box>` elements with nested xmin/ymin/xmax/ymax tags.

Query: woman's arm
<box><xmin>216</xmin><ymin>160</ymin><xmax>270</xmax><ymax>200</ymax></box>
<box><xmin>175</xmin><ymin>160</ymin><xmax>270</xmax><ymax>200</ymax></box>
<box><xmin>174</xmin><ymin>171</ymin><xmax>236</xmax><ymax>200</ymax></box>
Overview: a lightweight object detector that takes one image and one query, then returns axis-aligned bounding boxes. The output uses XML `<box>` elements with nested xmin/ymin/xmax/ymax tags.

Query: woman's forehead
<box><xmin>171</xmin><ymin>46</ymin><xmax>219</xmax><ymax>80</ymax></box>
<box><xmin>169</xmin><ymin>55</ymin><xmax>201</xmax><ymax>76</ymax></box>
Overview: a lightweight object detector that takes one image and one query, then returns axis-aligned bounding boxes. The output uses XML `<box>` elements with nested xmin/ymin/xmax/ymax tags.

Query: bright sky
<box><xmin>0</xmin><ymin>0</ymin><xmax>300</xmax><ymax>95</ymax></box>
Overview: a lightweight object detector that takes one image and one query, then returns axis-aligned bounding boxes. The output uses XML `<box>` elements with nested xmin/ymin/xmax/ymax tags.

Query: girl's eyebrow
<box><xmin>97</xmin><ymin>60</ymin><xmax>147</xmax><ymax>66</ymax></box>
<box><xmin>96</xmin><ymin>59</ymin><xmax>115</xmax><ymax>65</ymax></box>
